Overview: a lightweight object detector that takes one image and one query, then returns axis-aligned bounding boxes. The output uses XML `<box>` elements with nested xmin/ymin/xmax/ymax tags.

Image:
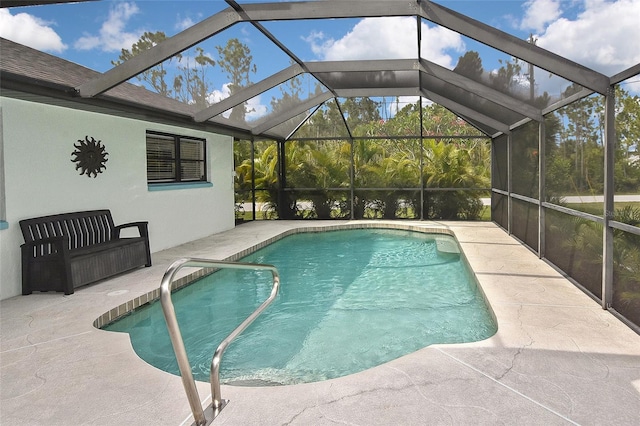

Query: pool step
<box><xmin>435</xmin><ymin>237</ymin><xmax>460</xmax><ymax>255</ymax></box>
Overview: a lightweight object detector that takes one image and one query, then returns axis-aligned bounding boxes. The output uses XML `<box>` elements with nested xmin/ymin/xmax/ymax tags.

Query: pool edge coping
<box><xmin>93</xmin><ymin>222</ymin><xmax>496</xmax><ymax>332</ymax></box>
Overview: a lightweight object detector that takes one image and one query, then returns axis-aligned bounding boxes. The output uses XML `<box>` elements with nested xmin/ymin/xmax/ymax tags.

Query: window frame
<box><xmin>146</xmin><ymin>130</ymin><xmax>207</xmax><ymax>185</ymax></box>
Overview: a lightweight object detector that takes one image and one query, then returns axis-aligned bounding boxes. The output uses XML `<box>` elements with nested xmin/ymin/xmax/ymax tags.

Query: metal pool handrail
<box><xmin>159</xmin><ymin>258</ymin><xmax>280</xmax><ymax>426</ymax></box>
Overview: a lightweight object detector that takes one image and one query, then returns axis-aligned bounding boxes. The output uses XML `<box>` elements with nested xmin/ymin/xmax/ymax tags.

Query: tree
<box><xmin>342</xmin><ymin>97</ymin><xmax>381</xmax><ymax>131</ymax></box>
<box><xmin>613</xmin><ymin>87</ymin><xmax>640</xmax><ymax>191</ymax></box>
<box><xmin>489</xmin><ymin>58</ymin><xmax>523</xmax><ymax>94</ymax></box>
<box><xmin>173</xmin><ymin>46</ymin><xmax>216</xmax><ymax>108</ymax></box>
<box><xmin>215</xmin><ymin>38</ymin><xmax>257</xmax><ymax>124</ymax></box>
<box><xmin>238</xmin><ymin>99</ymin><xmax>491</xmax><ymax>221</ymax></box>
<box><xmin>112</xmin><ymin>31</ymin><xmax>173</xmax><ymax>97</ymax></box>
<box><xmin>113</xmin><ymin>31</ymin><xmax>215</xmax><ymax>108</ymax></box>
<box><xmin>298</xmin><ymin>98</ymin><xmax>349</xmax><ymax>139</ymax></box>
<box><xmin>267</xmin><ymin>66</ymin><xmax>312</xmax><ymax>138</ymax></box>
<box><xmin>270</xmin><ymin>64</ymin><xmax>304</xmax><ymax>114</ymax></box>
<box><xmin>235</xmin><ymin>141</ymin><xmax>279</xmax><ymax>218</ymax></box>
<box><xmin>286</xmin><ymin>140</ymin><xmax>350</xmax><ymax>218</ymax></box>
<box><xmin>557</xmin><ymin>85</ymin><xmax>601</xmax><ymax>193</ymax></box>
<box><xmin>488</xmin><ymin>54</ymin><xmax>553</xmax><ymax>107</ymax></box>
<box><xmin>453</xmin><ymin>51</ymin><xmax>484</xmax><ymax>82</ymax></box>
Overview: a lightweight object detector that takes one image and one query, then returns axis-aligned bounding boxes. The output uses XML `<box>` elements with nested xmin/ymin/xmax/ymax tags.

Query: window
<box><xmin>146</xmin><ymin>131</ymin><xmax>206</xmax><ymax>184</ymax></box>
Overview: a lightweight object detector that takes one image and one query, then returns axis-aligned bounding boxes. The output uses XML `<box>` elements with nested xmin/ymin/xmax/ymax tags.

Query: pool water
<box><xmin>104</xmin><ymin>229</ymin><xmax>497</xmax><ymax>385</ymax></box>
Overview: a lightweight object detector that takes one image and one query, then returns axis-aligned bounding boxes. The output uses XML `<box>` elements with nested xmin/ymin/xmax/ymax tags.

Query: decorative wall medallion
<box><xmin>71</xmin><ymin>136</ymin><xmax>109</xmax><ymax>178</ymax></box>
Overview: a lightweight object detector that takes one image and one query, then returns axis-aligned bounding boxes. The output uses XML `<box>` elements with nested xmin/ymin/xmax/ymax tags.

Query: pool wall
<box><xmin>94</xmin><ymin>222</ymin><xmax>496</xmax><ymax>331</ymax></box>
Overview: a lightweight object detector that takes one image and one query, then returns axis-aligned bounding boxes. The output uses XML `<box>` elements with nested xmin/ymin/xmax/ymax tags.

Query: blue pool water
<box><xmin>104</xmin><ymin>229</ymin><xmax>497</xmax><ymax>385</ymax></box>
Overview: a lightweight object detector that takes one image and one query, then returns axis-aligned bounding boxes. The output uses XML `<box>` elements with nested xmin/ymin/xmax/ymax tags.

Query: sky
<box><xmin>1</xmin><ymin>0</ymin><xmax>639</xmax><ymax>119</ymax></box>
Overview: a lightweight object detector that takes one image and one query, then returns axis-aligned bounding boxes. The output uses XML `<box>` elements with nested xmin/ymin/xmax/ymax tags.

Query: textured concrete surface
<box><xmin>2</xmin><ymin>221</ymin><xmax>639</xmax><ymax>426</ymax></box>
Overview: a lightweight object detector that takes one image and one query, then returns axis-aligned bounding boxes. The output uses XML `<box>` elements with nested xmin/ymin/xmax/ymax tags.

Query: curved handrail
<box><xmin>160</xmin><ymin>258</ymin><xmax>280</xmax><ymax>426</ymax></box>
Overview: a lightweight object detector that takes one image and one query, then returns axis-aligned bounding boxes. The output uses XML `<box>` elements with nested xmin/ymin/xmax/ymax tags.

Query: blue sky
<box><xmin>1</xmin><ymin>0</ymin><xmax>639</xmax><ymax>117</ymax></box>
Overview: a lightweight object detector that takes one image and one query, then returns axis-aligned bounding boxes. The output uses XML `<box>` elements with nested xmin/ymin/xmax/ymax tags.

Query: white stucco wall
<box><xmin>0</xmin><ymin>97</ymin><xmax>235</xmax><ymax>300</ymax></box>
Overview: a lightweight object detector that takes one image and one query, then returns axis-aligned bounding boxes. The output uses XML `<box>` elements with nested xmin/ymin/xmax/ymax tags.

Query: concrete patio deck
<box><xmin>2</xmin><ymin>221</ymin><xmax>639</xmax><ymax>425</ymax></box>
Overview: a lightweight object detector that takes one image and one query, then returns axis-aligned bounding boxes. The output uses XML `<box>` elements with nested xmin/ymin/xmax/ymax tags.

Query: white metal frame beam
<box><xmin>75</xmin><ymin>8</ymin><xmax>241</xmax><ymax>97</ymax></box>
<box><xmin>250</xmin><ymin>91</ymin><xmax>334</xmax><ymax>135</ymax></box>
<box><xmin>194</xmin><ymin>63</ymin><xmax>305</xmax><ymax>122</ymax></box>
<box><xmin>204</xmin><ymin>58</ymin><xmax>538</xmax><ymax>130</ymax></box>
<box><xmin>73</xmin><ymin>0</ymin><xmax>610</xmax><ymax>140</ymax></box>
<box><xmin>418</xmin><ymin>1</ymin><xmax>610</xmax><ymax>94</ymax></box>
<box><xmin>421</xmin><ymin>88</ymin><xmax>509</xmax><ymax>134</ymax></box>
<box><xmin>418</xmin><ymin>59</ymin><xmax>543</xmax><ymax>122</ymax></box>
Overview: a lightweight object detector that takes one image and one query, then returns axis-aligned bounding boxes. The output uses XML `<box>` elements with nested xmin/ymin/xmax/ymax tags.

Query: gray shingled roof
<box><xmin>0</xmin><ymin>37</ymin><xmax>244</xmax><ymax>137</ymax></box>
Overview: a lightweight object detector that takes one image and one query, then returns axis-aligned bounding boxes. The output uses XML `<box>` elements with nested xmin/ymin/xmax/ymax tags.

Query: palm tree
<box><xmin>236</xmin><ymin>142</ymin><xmax>279</xmax><ymax>218</ymax></box>
<box><xmin>423</xmin><ymin>139</ymin><xmax>489</xmax><ymax>219</ymax></box>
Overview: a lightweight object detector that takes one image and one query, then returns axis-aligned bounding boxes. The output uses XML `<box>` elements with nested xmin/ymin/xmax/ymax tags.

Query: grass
<box><xmin>479</xmin><ymin>205</ymin><xmax>491</xmax><ymax>221</ymax></box>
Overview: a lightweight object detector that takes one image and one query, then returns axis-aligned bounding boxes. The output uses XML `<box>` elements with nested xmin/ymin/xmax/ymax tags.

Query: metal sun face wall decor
<box><xmin>71</xmin><ymin>136</ymin><xmax>109</xmax><ymax>178</ymax></box>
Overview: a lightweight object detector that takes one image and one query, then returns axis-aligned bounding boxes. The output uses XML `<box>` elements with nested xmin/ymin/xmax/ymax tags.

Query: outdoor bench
<box><xmin>20</xmin><ymin>210</ymin><xmax>151</xmax><ymax>295</ymax></box>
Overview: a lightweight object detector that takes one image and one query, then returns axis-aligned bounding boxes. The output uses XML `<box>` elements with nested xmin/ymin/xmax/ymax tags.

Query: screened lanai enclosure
<box><xmin>6</xmin><ymin>1</ymin><xmax>640</xmax><ymax>329</ymax></box>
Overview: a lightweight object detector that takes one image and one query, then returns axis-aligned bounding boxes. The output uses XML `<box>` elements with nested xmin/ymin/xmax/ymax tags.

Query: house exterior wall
<box><xmin>0</xmin><ymin>97</ymin><xmax>235</xmax><ymax>300</ymax></box>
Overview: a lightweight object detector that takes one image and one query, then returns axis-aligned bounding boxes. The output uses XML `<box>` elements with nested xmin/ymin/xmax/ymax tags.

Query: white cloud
<box><xmin>74</xmin><ymin>2</ymin><xmax>142</xmax><ymax>52</ymax></box>
<box><xmin>307</xmin><ymin>17</ymin><xmax>464</xmax><ymax>68</ymax></box>
<box><xmin>246</xmin><ymin>95</ymin><xmax>269</xmax><ymax>121</ymax></box>
<box><xmin>207</xmin><ymin>83</ymin><xmax>268</xmax><ymax>120</ymax></box>
<box><xmin>207</xmin><ymin>82</ymin><xmax>232</xmax><ymax>109</ymax></box>
<box><xmin>0</xmin><ymin>9</ymin><xmax>66</xmax><ymax>52</ymax></box>
<box><xmin>176</xmin><ymin>13</ymin><xmax>203</xmax><ymax>32</ymax></box>
<box><xmin>536</xmin><ymin>0</ymin><xmax>640</xmax><ymax>74</ymax></box>
<box><xmin>421</xmin><ymin>23</ymin><xmax>466</xmax><ymax>68</ymax></box>
<box><xmin>520</xmin><ymin>0</ymin><xmax>562</xmax><ymax>33</ymax></box>
<box><xmin>303</xmin><ymin>30</ymin><xmax>326</xmax><ymax>57</ymax></box>
<box><xmin>176</xmin><ymin>17</ymin><xmax>196</xmax><ymax>32</ymax></box>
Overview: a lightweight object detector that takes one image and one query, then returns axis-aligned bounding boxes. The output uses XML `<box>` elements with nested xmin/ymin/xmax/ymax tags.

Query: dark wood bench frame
<box><xmin>20</xmin><ymin>210</ymin><xmax>151</xmax><ymax>295</ymax></box>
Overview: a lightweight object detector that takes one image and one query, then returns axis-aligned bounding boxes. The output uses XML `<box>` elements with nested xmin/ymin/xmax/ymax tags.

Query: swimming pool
<box><xmin>104</xmin><ymin>228</ymin><xmax>497</xmax><ymax>385</ymax></box>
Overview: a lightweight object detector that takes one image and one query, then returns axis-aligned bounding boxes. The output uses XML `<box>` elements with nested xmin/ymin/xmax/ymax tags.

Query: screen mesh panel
<box><xmin>544</xmin><ymin>207</ymin><xmax>602</xmax><ymax>299</ymax></box>
<box><xmin>491</xmin><ymin>192</ymin><xmax>508</xmax><ymax>229</ymax></box>
<box><xmin>511</xmin><ymin>121</ymin><xmax>539</xmax><ymax>198</ymax></box>
<box><xmin>613</xmin><ymin>229</ymin><xmax>640</xmax><ymax>326</ymax></box>
<box><xmin>511</xmin><ymin>197</ymin><xmax>538</xmax><ymax>251</ymax></box>
<box><xmin>492</xmin><ymin>134</ymin><xmax>508</xmax><ymax>191</ymax></box>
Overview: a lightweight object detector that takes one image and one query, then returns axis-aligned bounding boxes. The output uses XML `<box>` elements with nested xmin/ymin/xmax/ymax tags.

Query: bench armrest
<box><xmin>113</xmin><ymin>221</ymin><xmax>152</xmax><ymax>267</ymax></box>
<box><xmin>113</xmin><ymin>221</ymin><xmax>149</xmax><ymax>239</ymax></box>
